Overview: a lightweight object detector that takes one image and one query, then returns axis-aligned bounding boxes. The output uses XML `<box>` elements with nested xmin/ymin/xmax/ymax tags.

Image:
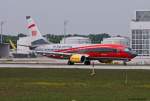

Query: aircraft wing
<box><xmin>35</xmin><ymin>51</ymin><xmax>73</xmax><ymax>59</ymax></box>
<box><xmin>35</xmin><ymin>51</ymin><xmax>90</xmax><ymax>59</ymax></box>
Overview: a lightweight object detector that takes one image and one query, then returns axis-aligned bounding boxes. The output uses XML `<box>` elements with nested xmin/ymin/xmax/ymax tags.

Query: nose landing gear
<box><xmin>123</xmin><ymin>61</ymin><xmax>127</xmax><ymax>66</ymax></box>
<box><xmin>123</xmin><ymin>59</ymin><xmax>129</xmax><ymax>66</ymax></box>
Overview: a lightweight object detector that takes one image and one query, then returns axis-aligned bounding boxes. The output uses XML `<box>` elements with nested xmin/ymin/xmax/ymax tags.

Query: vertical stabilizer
<box><xmin>26</xmin><ymin>16</ymin><xmax>42</xmax><ymax>39</ymax></box>
<box><xmin>26</xmin><ymin>16</ymin><xmax>49</xmax><ymax>45</ymax></box>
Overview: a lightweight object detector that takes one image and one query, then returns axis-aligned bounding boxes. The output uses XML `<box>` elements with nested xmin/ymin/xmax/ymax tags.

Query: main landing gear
<box><xmin>84</xmin><ymin>60</ymin><xmax>91</xmax><ymax>65</ymax></box>
<box><xmin>84</xmin><ymin>57</ymin><xmax>91</xmax><ymax>65</ymax></box>
<box><xmin>67</xmin><ymin>61</ymin><xmax>74</xmax><ymax>65</ymax></box>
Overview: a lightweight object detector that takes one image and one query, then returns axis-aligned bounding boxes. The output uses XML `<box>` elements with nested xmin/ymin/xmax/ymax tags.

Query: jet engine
<box><xmin>69</xmin><ymin>54</ymin><xmax>86</xmax><ymax>63</ymax></box>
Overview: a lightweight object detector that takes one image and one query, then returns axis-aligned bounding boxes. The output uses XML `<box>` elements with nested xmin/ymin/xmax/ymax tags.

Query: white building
<box><xmin>17</xmin><ymin>37</ymin><xmax>31</xmax><ymax>54</ymax></box>
<box><xmin>60</xmin><ymin>36</ymin><xmax>91</xmax><ymax>44</ymax></box>
<box><xmin>101</xmin><ymin>37</ymin><xmax>130</xmax><ymax>47</ymax></box>
<box><xmin>131</xmin><ymin>11</ymin><xmax>150</xmax><ymax>56</ymax></box>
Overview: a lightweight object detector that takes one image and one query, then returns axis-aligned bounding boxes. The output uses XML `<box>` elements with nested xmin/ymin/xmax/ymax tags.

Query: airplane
<box><xmin>25</xmin><ymin>16</ymin><xmax>137</xmax><ymax>65</ymax></box>
<box><xmin>36</xmin><ymin>44</ymin><xmax>137</xmax><ymax>65</ymax></box>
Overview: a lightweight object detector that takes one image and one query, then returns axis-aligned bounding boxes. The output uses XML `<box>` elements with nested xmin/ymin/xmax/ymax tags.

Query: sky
<box><xmin>0</xmin><ymin>0</ymin><xmax>150</xmax><ymax>36</ymax></box>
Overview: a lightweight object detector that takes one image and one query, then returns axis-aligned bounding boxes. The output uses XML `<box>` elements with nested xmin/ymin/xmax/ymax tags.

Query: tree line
<box><xmin>1</xmin><ymin>33</ymin><xmax>110</xmax><ymax>48</ymax></box>
<box><xmin>44</xmin><ymin>33</ymin><xmax>110</xmax><ymax>43</ymax></box>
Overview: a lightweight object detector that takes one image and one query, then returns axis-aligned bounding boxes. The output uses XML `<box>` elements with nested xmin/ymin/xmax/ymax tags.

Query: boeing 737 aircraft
<box><xmin>25</xmin><ymin>16</ymin><xmax>137</xmax><ymax>65</ymax></box>
<box><xmin>37</xmin><ymin>44</ymin><xmax>137</xmax><ymax>65</ymax></box>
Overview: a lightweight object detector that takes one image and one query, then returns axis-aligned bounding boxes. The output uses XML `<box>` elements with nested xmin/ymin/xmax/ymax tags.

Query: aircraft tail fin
<box><xmin>26</xmin><ymin>16</ymin><xmax>42</xmax><ymax>39</ymax></box>
<box><xmin>26</xmin><ymin>16</ymin><xmax>49</xmax><ymax>45</ymax></box>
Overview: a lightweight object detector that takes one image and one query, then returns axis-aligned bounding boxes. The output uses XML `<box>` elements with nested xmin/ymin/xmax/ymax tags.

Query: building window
<box><xmin>131</xmin><ymin>29</ymin><xmax>150</xmax><ymax>56</ymax></box>
<box><xmin>132</xmin><ymin>33</ymin><xmax>136</xmax><ymax>39</ymax></box>
<box><xmin>132</xmin><ymin>40</ymin><xmax>136</xmax><ymax>44</ymax></box>
<box><xmin>136</xmin><ymin>34</ymin><xmax>142</xmax><ymax>39</ymax></box>
<box><xmin>143</xmin><ymin>45</ymin><xmax>149</xmax><ymax>49</ymax></box>
<box><xmin>136</xmin><ymin>45</ymin><xmax>142</xmax><ymax>49</ymax></box>
<box><xmin>136</xmin><ymin>50</ymin><xmax>142</xmax><ymax>54</ymax></box>
<box><xmin>132</xmin><ymin>45</ymin><xmax>136</xmax><ymax>49</ymax></box>
<box><xmin>136</xmin><ymin>40</ymin><xmax>142</xmax><ymax>44</ymax></box>
<box><xmin>143</xmin><ymin>34</ymin><xmax>149</xmax><ymax>39</ymax></box>
<box><xmin>143</xmin><ymin>50</ymin><xmax>149</xmax><ymax>54</ymax></box>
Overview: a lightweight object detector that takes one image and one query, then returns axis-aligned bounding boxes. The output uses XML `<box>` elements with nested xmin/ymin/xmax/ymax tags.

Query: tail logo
<box><xmin>28</xmin><ymin>24</ymin><xmax>35</xmax><ymax>29</ymax></box>
<box><xmin>32</xmin><ymin>31</ymin><xmax>37</xmax><ymax>36</ymax></box>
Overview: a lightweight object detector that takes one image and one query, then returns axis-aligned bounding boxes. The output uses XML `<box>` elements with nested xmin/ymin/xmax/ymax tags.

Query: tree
<box><xmin>88</xmin><ymin>33</ymin><xmax>110</xmax><ymax>44</ymax></box>
<box><xmin>44</xmin><ymin>33</ymin><xmax>110</xmax><ymax>44</ymax></box>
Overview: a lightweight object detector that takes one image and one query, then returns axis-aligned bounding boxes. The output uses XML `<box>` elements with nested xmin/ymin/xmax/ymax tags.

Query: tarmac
<box><xmin>0</xmin><ymin>57</ymin><xmax>150</xmax><ymax>69</ymax></box>
<box><xmin>0</xmin><ymin>63</ymin><xmax>150</xmax><ymax>70</ymax></box>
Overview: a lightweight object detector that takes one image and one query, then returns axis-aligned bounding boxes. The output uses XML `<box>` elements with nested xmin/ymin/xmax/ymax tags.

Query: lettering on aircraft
<box><xmin>52</xmin><ymin>45</ymin><xmax>72</xmax><ymax>49</ymax></box>
<box><xmin>35</xmin><ymin>45</ymin><xmax>73</xmax><ymax>52</ymax></box>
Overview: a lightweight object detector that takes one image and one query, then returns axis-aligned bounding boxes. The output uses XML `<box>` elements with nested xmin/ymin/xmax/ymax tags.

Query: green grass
<box><xmin>0</xmin><ymin>68</ymin><xmax>150</xmax><ymax>101</ymax></box>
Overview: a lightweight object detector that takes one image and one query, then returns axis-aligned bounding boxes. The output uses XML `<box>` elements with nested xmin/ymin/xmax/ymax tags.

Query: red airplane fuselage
<box><xmin>45</xmin><ymin>44</ymin><xmax>137</xmax><ymax>63</ymax></box>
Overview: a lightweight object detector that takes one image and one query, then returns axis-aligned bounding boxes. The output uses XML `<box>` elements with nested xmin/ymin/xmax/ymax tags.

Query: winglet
<box><xmin>26</xmin><ymin>16</ymin><xmax>31</xmax><ymax>19</ymax></box>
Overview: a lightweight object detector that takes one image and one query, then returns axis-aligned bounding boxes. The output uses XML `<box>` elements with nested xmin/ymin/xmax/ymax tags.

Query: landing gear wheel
<box><xmin>67</xmin><ymin>61</ymin><xmax>74</xmax><ymax>65</ymax></box>
<box><xmin>84</xmin><ymin>61</ymin><xmax>91</xmax><ymax>65</ymax></box>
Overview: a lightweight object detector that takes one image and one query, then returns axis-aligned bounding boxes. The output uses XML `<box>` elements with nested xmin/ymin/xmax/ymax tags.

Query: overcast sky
<box><xmin>0</xmin><ymin>0</ymin><xmax>150</xmax><ymax>36</ymax></box>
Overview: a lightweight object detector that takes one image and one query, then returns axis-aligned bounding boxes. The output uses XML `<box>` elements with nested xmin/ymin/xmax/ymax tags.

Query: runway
<box><xmin>0</xmin><ymin>63</ymin><xmax>150</xmax><ymax>70</ymax></box>
<box><xmin>0</xmin><ymin>57</ymin><xmax>150</xmax><ymax>69</ymax></box>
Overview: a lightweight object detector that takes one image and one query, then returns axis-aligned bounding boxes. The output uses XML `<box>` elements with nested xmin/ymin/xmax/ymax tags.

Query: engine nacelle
<box><xmin>69</xmin><ymin>54</ymin><xmax>86</xmax><ymax>63</ymax></box>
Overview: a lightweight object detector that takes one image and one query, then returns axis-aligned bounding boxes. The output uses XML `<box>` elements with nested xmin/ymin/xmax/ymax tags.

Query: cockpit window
<box><xmin>124</xmin><ymin>48</ymin><xmax>131</xmax><ymax>52</ymax></box>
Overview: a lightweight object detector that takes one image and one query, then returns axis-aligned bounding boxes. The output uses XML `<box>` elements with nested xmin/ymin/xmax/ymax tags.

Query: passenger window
<box><xmin>98</xmin><ymin>48</ymin><xmax>117</xmax><ymax>53</ymax></box>
<box><xmin>78</xmin><ymin>48</ymin><xmax>117</xmax><ymax>53</ymax></box>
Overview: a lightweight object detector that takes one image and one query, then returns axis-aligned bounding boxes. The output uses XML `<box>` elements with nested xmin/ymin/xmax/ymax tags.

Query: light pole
<box><xmin>0</xmin><ymin>21</ymin><xmax>4</xmax><ymax>44</ymax></box>
<box><xmin>64</xmin><ymin>20</ymin><xmax>68</xmax><ymax>44</ymax></box>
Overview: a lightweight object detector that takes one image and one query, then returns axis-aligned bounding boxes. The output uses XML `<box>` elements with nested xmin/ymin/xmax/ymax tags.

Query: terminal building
<box><xmin>60</xmin><ymin>36</ymin><xmax>91</xmax><ymax>44</ymax></box>
<box><xmin>101</xmin><ymin>36</ymin><xmax>130</xmax><ymax>47</ymax></box>
<box><xmin>131</xmin><ymin>11</ymin><xmax>150</xmax><ymax>56</ymax></box>
<box><xmin>16</xmin><ymin>37</ymin><xmax>31</xmax><ymax>54</ymax></box>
